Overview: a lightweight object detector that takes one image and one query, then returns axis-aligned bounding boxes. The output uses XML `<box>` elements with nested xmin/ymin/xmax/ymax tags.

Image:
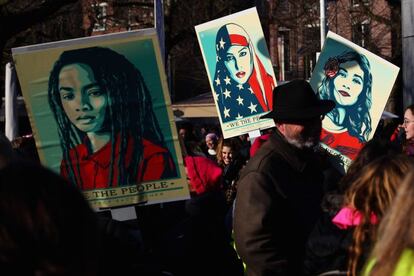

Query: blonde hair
<box><xmin>367</xmin><ymin>171</ymin><xmax>414</xmax><ymax>276</ymax></box>
<box><xmin>344</xmin><ymin>154</ymin><xmax>414</xmax><ymax>275</ymax></box>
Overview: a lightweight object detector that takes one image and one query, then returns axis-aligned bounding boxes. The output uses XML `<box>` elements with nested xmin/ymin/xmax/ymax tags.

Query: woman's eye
<box><xmin>88</xmin><ymin>89</ymin><xmax>103</xmax><ymax>97</ymax></box>
<box><xmin>61</xmin><ymin>93</ymin><xmax>75</xmax><ymax>100</ymax></box>
<box><xmin>352</xmin><ymin>78</ymin><xmax>362</xmax><ymax>85</ymax></box>
<box><xmin>225</xmin><ymin>55</ymin><xmax>234</xmax><ymax>62</ymax></box>
<box><xmin>338</xmin><ymin>70</ymin><xmax>347</xmax><ymax>77</ymax></box>
<box><xmin>239</xmin><ymin>51</ymin><xmax>247</xmax><ymax>57</ymax></box>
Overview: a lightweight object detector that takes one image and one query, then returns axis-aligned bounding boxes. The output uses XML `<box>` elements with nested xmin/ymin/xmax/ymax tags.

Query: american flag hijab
<box><xmin>213</xmin><ymin>23</ymin><xmax>275</xmax><ymax>123</ymax></box>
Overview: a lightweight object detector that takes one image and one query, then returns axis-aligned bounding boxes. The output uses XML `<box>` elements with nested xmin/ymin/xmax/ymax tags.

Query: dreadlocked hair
<box><xmin>48</xmin><ymin>47</ymin><xmax>165</xmax><ymax>188</ymax></box>
<box><xmin>343</xmin><ymin>154</ymin><xmax>413</xmax><ymax>276</ymax></box>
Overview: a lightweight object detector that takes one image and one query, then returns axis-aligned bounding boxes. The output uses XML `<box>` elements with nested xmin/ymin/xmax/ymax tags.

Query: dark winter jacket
<box><xmin>303</xmin><ymin>211</ymin><xmax>352</xmax><ymax>275</ymax></box>
<box><xmin>234</xmin><ymin>130</ymin><xmax>325</xmax><ymax>276</ymax></box>
<box><xmin>304</xmin><ymin>207</ymin><xmax>373</xmax><ymax>276</ymax></box>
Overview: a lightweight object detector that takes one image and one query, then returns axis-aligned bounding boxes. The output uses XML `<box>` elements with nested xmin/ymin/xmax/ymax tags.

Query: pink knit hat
<box><xmin>184</xmin><ymin>156</ymin><xmax>222</xmax><ymax>195</ymax></box>
<box><xmin>205</xmin><ymin>133</ymin><xmax>218</xmax><ymax>141</ymax></box>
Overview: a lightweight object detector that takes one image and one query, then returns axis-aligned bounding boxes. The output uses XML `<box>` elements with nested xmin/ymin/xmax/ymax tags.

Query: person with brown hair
<box><xmin>304</xmin><ymin>138</ymin><xmax>403</xmax><ymax>275</ymax></box>
<box><xmin>216</xmin><ymin>138</ymin><xmax>240</xmax><ymax>167</ymax></box>
<box><xmin>322</xmin><ymin>138</ymin><xmax>401</xmax><ymax>214</ymax></box>
<box><xmin>363</xmin><ymin>171</ymin><xmax>414</xmax><ymax>276</ymax></box>
<box><xmin>395</xmin><ymin>104</ymin><xmax>414</xmax><ymax>156</ymax></box>
<box><xmin>318</xmin><ymin>154</ymin><xmax>413</xmax><ymax>276</ymax></box>
<box><xmin>216</xmin><ymin>137</ymin><xmax>245</xmax><ymax>205</ymax></box>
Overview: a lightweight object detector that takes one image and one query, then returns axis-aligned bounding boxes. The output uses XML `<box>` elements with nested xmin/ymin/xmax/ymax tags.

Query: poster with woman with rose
<box><xmin>310</xmin><ymin>32</ymin><xmax>399</xmax><ymax>172</ymax></box>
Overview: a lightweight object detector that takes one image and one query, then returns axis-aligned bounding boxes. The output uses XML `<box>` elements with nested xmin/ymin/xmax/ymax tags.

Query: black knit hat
<box><xmin>261</xmin><ymin>79</ymin><xmax>335</xmax><ymax>122</ymax></box>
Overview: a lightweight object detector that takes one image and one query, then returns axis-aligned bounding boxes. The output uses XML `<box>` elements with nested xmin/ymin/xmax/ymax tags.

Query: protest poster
<box><xmin>12</xmin><ymin>29</ymin><xmax>189</xmax><ymax>208</ymax></box>
<box><xmin>310</xmin><ymin>31</ymin><xmax>400</xmax><ymax>173</ymax></box>
<box><xmin>195</xmin><ymin>7</ymin><xmax>276</xmax><ymax>138</ymax></box>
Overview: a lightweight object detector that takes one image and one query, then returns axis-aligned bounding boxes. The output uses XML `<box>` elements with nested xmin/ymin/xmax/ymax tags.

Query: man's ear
<box><xmin>276</xmin><ymin>123</ymin><xmax>285</xmax><ymax>135</ymax></box>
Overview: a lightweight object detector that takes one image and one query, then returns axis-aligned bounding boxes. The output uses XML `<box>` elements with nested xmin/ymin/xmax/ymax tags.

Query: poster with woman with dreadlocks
<box><xmin>195</xmin><ymin>7</ymin><xmax>276</xmax><ymax>138</ymax></box>
<box><xmin>12</xmin><ymin>29</ymin><xmax>189</xmax><ymax>208</ymax></box>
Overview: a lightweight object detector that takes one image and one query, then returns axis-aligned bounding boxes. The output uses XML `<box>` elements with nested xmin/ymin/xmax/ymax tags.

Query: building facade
<box><xmin>267</xmin><ymin>0</ymin><xmax>397</xmax><ymax>82</ymax></box>
<box><xmin>78</xmin><ymin>0</ymin><xmax>400</xmax><ymax>111</ymax></box>
<box><xmin>81</xmin><ymin>0</ymin><xmax>155</xmax><ymax>35</ymax></box>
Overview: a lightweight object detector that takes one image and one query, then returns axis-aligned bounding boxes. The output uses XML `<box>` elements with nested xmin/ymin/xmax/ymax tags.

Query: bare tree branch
<box><xmin>0</xmin><ymin>0</ymin><xmax>79</xmax><ymax>40</ymax></box>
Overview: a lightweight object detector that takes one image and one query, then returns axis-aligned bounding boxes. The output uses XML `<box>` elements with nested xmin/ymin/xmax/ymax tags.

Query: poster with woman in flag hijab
<box><xmin>195</xmin><ymin>7</ymin><xmax>277</xmax><ymax>138</ymax></box>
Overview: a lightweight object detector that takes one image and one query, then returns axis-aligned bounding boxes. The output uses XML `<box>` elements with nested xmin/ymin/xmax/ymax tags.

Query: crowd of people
<box><xmin>2</xmin><ymin>80</ymin><xmax>414</xmax><ymax>276</ymax></box>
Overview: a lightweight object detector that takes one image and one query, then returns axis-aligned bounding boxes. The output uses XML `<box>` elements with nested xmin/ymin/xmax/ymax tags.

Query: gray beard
<box><xmin>285</xmin><ymin>136</ymin><xmax>318</xmax><ymax>149</ymax></box>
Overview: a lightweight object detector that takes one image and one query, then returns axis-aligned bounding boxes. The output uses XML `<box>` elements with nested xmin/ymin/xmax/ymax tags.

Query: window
<box><xmin>281</xmin><ymin>30</ymin><xmax>291</xmax><ymax>72</ymax></box>
<box><xmin>351</xmin><ymin>0</ymin><xmax>370</xmax><ymax>7</ymax></box>
<box><xmin>352</xmin><ymin>20</ymin><xmax>370</xmax><ymax>47</ymax></box>
<box><xmin>112</xmin><ymin>0</ymin><xmax>154</xmax><ymax>30</ymax></box>
<box><xmin>92</xmin><ymin>2</ymin><xmax>108</xmax><ymax>31</ymax></box>
<box><xmin>304</xmin><ymin>1</ymin><xmax>318</xmax><ymax>13</ymax></box>
<box><xmin>277</xmin><ymin>28</ymin><xmax>290</xmax><ymax>81</ymax></box>
<box><xmin>303</xmin><ymin>26</ymin><xmax>320</xmax><ymax>79</ymax></box>
<box><xmin>279</xmin><ymin>0</ymin><xmax>289</xmax><ymax>11</ymax></box>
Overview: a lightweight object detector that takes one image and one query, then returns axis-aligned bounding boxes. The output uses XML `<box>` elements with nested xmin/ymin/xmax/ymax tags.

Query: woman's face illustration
<box><xmin>333</xmin><ymin>60</ymin><xmax>364</xmax><ymax>106</ymax></box>
<box><xmin>58</xmin><ymin>63</ymin><xmax>108</xmax><ymax>133</ymax></box>
<box><xmin>224</xmin><ymin>45</ymin><xmax>253</xmax><ymax>85</ymax></box>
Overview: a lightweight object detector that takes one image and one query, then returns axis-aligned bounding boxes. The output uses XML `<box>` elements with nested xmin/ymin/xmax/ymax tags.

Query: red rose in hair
<box><xmin>324</xmin><ymin>57</ymin><xmax>339</xmax><ymax>78</ymax></box>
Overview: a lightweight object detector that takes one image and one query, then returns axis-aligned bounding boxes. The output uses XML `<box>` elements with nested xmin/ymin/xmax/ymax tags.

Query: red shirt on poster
<box><xmin>61</xmin><ymin>138</ymin><xmax>175</xmax><ymax>190</ymax></box>
<box><xmin>320</xmin><ymin>128</ymin><xmax>364</xmax><ymax>160</ymax></box>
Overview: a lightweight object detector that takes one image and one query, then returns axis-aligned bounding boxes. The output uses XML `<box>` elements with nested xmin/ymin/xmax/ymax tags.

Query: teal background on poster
<box><xmin>26</xmin><ymin>38</ymin><xmax>177</xmax><ymax>174</ymax></box>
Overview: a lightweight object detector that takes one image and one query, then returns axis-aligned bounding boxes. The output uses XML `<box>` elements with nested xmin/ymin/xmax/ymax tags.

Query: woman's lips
<box><xmin>236</xmin><ymin>71</ymin><xmax>246</xmax><ymax>78</ymax></box>
<box><xmin>338</xmin><ymin>90</ymin><xmax>350</xmax><ymax>97</ymax></box>
<box><xmin>77</xmin><ymin>115</ymin><xmax>95</xmax><ymax>124</ymax></box>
